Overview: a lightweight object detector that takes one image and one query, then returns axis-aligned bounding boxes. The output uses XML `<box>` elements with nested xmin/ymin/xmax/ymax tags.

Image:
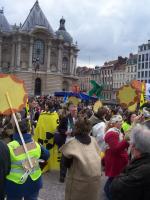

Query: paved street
<box><xmin>39</xmin><ymin>171</ymin><xmax>107</xmax><ymax>200</ymax></box>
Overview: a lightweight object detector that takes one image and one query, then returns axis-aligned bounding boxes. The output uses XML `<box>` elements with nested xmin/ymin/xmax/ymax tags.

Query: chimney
<box><xmin>129</xmin><ymin>53</ymin><xmax>133</xmax><ymax>58</ymax></box>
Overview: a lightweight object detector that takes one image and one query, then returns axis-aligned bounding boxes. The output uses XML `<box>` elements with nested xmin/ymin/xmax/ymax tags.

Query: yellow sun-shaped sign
<box><xmin>93</xmin><ymin>100</ymin><xmax>103</xmax><ymax>113</ymax></box>
<box><xmin>117</xmin><ymin>85</ymin><xmax>139</xmax><ymax>108</ymax></box>
<box><xmin>0</xmin><ymin>74</ymin><xmax>27</xmax><ymax>115</ymax></box>
<box><xmin>68</xmin><ymin>96</ymin><xmax>80</xmax><ymax>106</ymax></box>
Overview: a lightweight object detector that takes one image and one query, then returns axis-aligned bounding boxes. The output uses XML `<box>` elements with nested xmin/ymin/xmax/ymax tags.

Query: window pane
<box><xmin>32</xmin><ymin>40</ymin><xmax>45</xmax><ymax>65</ymax></box>
<box><xmin>138</xmin><ymin>55</ymin><xmax>141</xmax><ymax>62</ymax></box>
<box><xmin>142</xmin><ymin>54</ymin><xmax>144</xmax><ymax>62</ymax></box>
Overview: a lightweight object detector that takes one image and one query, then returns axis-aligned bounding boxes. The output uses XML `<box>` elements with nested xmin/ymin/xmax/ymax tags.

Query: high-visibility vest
<box><xmin>6</xmin><ymin>140</ymin><xmax>42</xmax><ymax>184</ymax></box>
<box><xmin>122</xmin><ymin>122</ymin><xmax>131</xmax><ymax>133</ymax></box>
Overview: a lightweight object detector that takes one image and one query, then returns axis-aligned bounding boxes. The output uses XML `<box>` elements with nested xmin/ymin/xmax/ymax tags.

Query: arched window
<box><xmin>62</xmin><ymin>57</ymin><xmax>69</xmax><ymax>73</ymax></box>
<box><xmin>34</xmin><ymin>78</ymin><xmax>41</xmax><ymax>96</ymax></box>
<box><xmin>32</xmin><ymin>40</ymin><xmax>45</xmax><ymax>64</ymax></box>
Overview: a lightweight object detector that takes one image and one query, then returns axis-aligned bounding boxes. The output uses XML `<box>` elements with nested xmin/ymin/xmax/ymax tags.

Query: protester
<box><xmin>5</xmin><ymin>118</ymin><xmax>50</xmax><ymax>200</ymax></box>
<box><xmin>122</xmin><ymin>111</ymin><xmax>137</xmax><ymax>134</ymax></box>
<box><xmin>60</xmin><ymin>117</ymin><xmax>101</xmax><ymax>200</ymax></box>
<box><xmin>92</xmin><ymin>106</ymin><xmax>111</xmax><ymax>148</ymax></box>
<box><xmin>89</xmin><ymin>106</ymin><xmax>107</xmax><ymax>127</ymax></box>
<box><xmin>57</xmin><ymin>102</ymin><xmax>78</xmax><ymax>182</ymax></box>
<box><xmin>111</xmin><ymin>124</ymin><xmax>150</xmax><ymax>200</ymax></box>
<box><xmin>28</xmin><ymin>97</ymin><xmax>37</xmax><ymax>134</ymax></box>
<box><xmin>104</xmin><ymin>115</ymin><xmax>129</xmax><ymax>200</ymax></box>
<box><xmin>0</xmin><ymin>140</ymin><xmax>10</xmax><ymax>200</ymax></box>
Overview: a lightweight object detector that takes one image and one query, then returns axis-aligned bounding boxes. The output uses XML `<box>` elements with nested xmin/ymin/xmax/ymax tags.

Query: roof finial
<box><xmin>59</xmin><ymin>17</ymin><xmax>66</xmax><ymax>31</ymax></box>
<box><xmin>0</xmin><ymin>7</ymin><xmax>4</xmax><ymax>14</ymax></box>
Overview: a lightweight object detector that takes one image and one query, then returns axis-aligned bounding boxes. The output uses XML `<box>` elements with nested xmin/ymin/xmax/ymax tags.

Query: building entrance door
<box><xmin>34</xmin><ymin>78</ymin><xmax>41</xmax><ymax>96</ymax></box>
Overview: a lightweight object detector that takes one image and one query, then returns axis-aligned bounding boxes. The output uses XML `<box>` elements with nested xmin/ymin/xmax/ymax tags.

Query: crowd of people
<box><xmin>0</xmin><ymin>95</ymin><xmax>150</xmax><ymax>200</ymax></box>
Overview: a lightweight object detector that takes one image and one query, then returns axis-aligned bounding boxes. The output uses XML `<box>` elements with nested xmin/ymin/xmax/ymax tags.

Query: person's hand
<box><xmin>65</xmin><ymin>129</ymin><xmax>72</xmax><ymax>136</ymax></box>
<box><xmin>133</xmin><ymin>114</ymin><xmax>143</xmax><ymax>124</ymax></box>
<box><xmin>124</xmin><ymin>131</ymin><xmax>131</xmax><ymax>141</ymax></box>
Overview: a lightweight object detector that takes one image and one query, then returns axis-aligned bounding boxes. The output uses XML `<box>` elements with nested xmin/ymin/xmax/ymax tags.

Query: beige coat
<box><xmin>61</xmin><ymin>136</ymin><xmax>101</xmax><ymax>200</ymax></box>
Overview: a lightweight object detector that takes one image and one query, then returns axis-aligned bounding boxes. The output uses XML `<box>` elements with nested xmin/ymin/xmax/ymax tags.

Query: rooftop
<box><xmin>21</xmin><ymin>0</ymin><xmax>55</xmax><ymax>35</ymax></box>
<box><xmin>0</xmin><ymin>9</ymin><xmax>11</xmax><ymax>32</ymax></box>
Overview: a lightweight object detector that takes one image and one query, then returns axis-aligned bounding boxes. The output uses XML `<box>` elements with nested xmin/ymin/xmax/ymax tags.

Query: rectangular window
<box><xmin>146</xmin><ymin>53</ymin><xmax>148</xmax><ymax>61</ymax></box>
<box><xmin>142</xmin><ymin>63</ymin><xmax>144</xmax><ymax>69</ymax></box>
<box><xmin>138</xmin><ymin>72</ymin><xmax>140</xmax><ymax>78</ymax></box>
<box><xmin>142</xmin><ymin>54</ymin><xmax>144</xmax><ymax>62</ymax></box>
<box><xmin>134</xmin><ymin>66</ymin><xmax>136</xmax><ymax>72</ymax></box>
<box><xmin>138</xmin><ymin>55</ymin><xmax>141</xmax><ymax>62</ymax></box>
<box><xmin>141</xmin><ymin>71</ymin><xmax>144</xmax><ymax>78</ymax></box>
<box><xmin>145</xmin><ymin>71</ymin><xmax>148</xmax><ymax>77</ymax></box>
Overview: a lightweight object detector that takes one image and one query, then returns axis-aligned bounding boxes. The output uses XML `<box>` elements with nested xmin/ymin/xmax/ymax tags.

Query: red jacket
<box><xmin>104</xmin><ymin>130</ymin><xmax>129</xmax><ymax>177</ymax></box>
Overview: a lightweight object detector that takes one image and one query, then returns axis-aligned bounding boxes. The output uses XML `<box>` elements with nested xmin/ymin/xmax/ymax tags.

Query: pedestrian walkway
<box><xmin>39</xmin><ymin>171</ymin><xmax>107</xmax><ymax>200</ymax></box>
<box><xmin>39</xmin><ymin>171</ymin><xmax>65</xmax><ymax>200</ymax></box>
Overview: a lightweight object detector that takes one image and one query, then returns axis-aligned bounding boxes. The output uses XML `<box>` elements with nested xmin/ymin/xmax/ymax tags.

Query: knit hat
<box><xmin>109</xmin><ymin>115</ymin><xmax>123</xmax><ymax>124</ymax></box>
<box><xmin>143</xmin><ymin>107</ymin><xmax>150</xmax><ymax>118</ymax></box>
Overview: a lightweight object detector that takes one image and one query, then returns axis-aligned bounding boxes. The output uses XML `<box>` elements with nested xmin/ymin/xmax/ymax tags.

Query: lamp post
<box><xmin>32</xmin><ymin>57</ymin><xmax>40</xmax><ymax>73</ymax></box>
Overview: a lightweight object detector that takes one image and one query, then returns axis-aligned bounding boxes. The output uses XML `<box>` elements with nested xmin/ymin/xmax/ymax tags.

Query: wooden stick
<box><xmin>5</xmin><ymin>92</ymin><xmax>33</xmax><ymax>168</ymax></box>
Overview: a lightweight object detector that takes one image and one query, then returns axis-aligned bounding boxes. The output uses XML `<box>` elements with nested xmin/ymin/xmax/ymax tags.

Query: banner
<box><xmin>140</xmin><ymin>82</ymin><xmax>146</xmax><ymax>107</ymax></box>
<box><xmin>146</xmin><ymin>83</ymin><xmax>150</xmax><ymax>100</ymax></box>
<box><xmin>34</xmin><ymin>111</ymin><xmax>60</xmax><ymax>172</ymax></box>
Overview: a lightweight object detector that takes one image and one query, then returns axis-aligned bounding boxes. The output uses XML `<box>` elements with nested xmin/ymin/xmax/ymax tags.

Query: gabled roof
<box><xmin>21</xmin><ymin>1</ymin><xmax>54</xmax><ymax>35</ymax></box>
<box><xmin>104</xmin><ymin>60</ymin><xmax>118</xmax><ymax>67</ymax></box>
<box><xmin>76</xmin><ymin>66</ymin><xmax>93</xmax><ymax>75</ymax></box>
<box><xmin>0</xmin><ymin>9</ymin><xmax>11</xmax><ymax>32</ymax></box>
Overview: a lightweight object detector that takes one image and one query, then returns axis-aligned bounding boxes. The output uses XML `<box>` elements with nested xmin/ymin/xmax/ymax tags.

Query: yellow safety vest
<box><xmin>6</xmin><ymin>140</ymin><xmax>42</xmax><ymax>184</ymax></box>
<box><xmin>122</xmin><ymin>122</ymin><xmax>131</xmax><ymax>133</ymax></box>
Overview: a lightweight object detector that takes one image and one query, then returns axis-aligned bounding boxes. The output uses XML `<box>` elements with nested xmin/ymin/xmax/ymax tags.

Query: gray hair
<box><xmin>131</xmin><ymin>124</ymin><xmax>150</xmax><ymax>153</ymax></box>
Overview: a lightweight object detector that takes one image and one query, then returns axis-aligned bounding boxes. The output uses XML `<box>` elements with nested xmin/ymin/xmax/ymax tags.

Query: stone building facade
<box><xmin>126</xmin><ymin>53</ymin><xmax>137</xmax><ymax>84</ymax></box>
<box><xmin>76</xmin><ymin>66</ymin><xmax>93</xmax><ymax>92</ymax></box>
<box><xmin>137</xmin><ymin>40</ymin><xmax>150</xmax><ymax>83</ymax></box>
<box><xmin>0</xmin><ymin>1</ymin><xmax>79</xmax><ymax>95</ymax></box>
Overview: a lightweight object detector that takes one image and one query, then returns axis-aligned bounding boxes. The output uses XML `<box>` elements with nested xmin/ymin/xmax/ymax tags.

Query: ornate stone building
<box><xmin>0</xmin><ymin>1</ymin><xmax>79</xmax><ymax>95</ymax></box>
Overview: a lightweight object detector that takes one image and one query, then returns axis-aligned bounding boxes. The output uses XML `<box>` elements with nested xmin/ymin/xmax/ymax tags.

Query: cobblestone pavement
<box><xmin>39</xmin><ymin>171</ymin><xmax>107</xmax><ymax>200</ymax></box>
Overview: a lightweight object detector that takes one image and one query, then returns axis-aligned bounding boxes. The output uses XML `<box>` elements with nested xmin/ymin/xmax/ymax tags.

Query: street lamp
<box><xmin>32</xmin><ymin>57</ymin><xmax>40</xmax><ymax>72</ymax></box>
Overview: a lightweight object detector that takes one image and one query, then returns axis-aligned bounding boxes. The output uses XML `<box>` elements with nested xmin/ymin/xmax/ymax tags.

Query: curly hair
<box><xmin>74</xmin><ymin>117</ymin><xmax>92</xmax><ymax>135</ymax></box>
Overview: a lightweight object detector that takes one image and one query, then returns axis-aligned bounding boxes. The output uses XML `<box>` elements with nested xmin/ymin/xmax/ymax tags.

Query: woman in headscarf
<box><xmin>60</xmin><ymin>117</ymin><xmax>101</xmax><ymax>200</ymax></box>
<box><xmin>104</xmin><ymin>115</ymin><xmax>129</xmax><ymax>200</ymax></box>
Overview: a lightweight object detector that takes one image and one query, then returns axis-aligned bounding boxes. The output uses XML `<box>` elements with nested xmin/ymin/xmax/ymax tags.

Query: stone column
<box><xmin>58</xmin><ymin>44</ymin><xmax>62</xmax><ymax>73</ymax></box>
<box><xmin>69</xmin><ymin>49</ymin><xmax>74</xmax><ymax>74</ymax></box>
<box><xmin>16</xmin><ymin>36</ymin><xmax>21</xmax><ymax>69</ymax></box>
<box><xmin>29</xmin><ymin>37</ymin><xmax>33</xmax><ymax>71</ymax></box>
<box><xmin>47</xmin><ymin>40</ymin><xmax>51</xmax><ymax>72</ymax></box>
<box><xmin>11</xmin><ymin>40</ymin><xmax>15</xmax><ymax>69</ymax></box>
<box><xmin>0</xmin><ymin>37</ymin><xmax>2</xmax><ymax>71</ymax></box>
<box><xmin>74</xmin><ymin>55</ymin><xmax>77</xmax><ymax>75</ymax></box>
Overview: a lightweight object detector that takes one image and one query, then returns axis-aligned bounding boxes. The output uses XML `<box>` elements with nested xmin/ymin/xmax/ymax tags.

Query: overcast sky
<box><xmin>1</xmin><ymin>0</ymin><xmax>150</xmax><ymax>67</ymax></box>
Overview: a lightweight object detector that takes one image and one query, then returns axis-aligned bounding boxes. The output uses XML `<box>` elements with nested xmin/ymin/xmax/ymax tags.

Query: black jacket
<box><xmin>111</xmin><ymin>153</ymin><xmax>150</xmax><ymax>200</ymax></box>
<box><xmin>0</xmin><ymin>140</ymin><xmax>11</xmax><ymax>200</ymax></box>
<box><xmin>55</xmin><ymin>114</ymin><xmax>74</xmax><ymax>148</ymax></box>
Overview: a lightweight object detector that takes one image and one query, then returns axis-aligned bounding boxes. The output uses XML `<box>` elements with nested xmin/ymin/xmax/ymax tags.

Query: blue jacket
<box><xmin>5</xmin><ymin>133</ymin><xmax>50</xmax><ymax>198</ymax></box>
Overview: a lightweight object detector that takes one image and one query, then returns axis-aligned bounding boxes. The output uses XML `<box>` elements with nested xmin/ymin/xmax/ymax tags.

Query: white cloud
<box><xmin>1</xmin><ymin>0</ymin><xmax>150</xmax><ymax>66</ymax></box>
